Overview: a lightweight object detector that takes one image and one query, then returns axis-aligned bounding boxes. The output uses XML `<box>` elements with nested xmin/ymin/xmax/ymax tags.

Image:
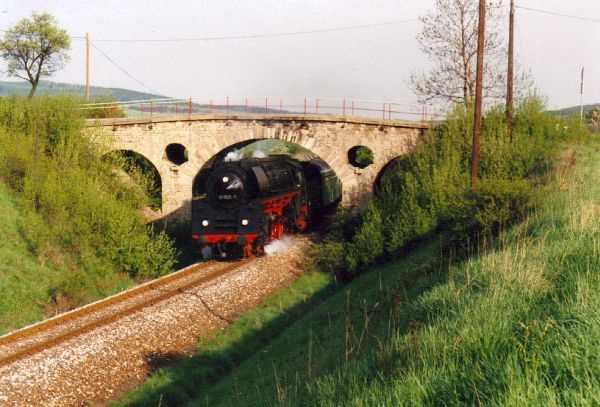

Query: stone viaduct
<box><xmin>85</xmin><ymin>114</ymin><xmax>430</xmax><ymax>222</ymax></box>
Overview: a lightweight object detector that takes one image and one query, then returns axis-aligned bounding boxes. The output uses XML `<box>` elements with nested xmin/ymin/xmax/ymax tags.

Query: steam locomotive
<box><xmin>191</xmin><ymin>155</ymin><xmax>342</xmax><ymax>259</ymax></box>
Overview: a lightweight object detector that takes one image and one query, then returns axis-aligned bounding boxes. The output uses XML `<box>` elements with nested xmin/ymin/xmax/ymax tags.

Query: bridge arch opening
<box><xmin>191</xmin><ymin>138</ymin><xmax>343</xmax><ymax>254</ymax></box>
<box><xmin>348</xmin><ymin>145</ymin><xmax>374</xmax><ymax>169</ymax></box>
<box><xmin>373</xmin><ymin>155</ymin><xmax>409</xmax><ymax>197</ymax></box>
<box><xmin>192</xmin><ymin>139</ymin><xmax>257</xmax><ymax>198</ymax></box>
<box><xmin>192</xmin><ymin>139</ymin><xmax>323</xmax><ymax>199</ymax></box>
<box><xmin>165</xmin><ymin>143</ymin><xmax>189</xmax><ymax>166</ymax></box>
<box><xmin>104</xmin><ymin>150</ymin><xmax>162</xmax><ymax>210</ymax></box>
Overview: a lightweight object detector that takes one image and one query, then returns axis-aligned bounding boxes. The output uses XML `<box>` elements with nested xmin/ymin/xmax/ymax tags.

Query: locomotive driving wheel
<box><xmin>253</xmin><ymin>236</ymin><xmax>265</xmax><ymax>256</ymax></box>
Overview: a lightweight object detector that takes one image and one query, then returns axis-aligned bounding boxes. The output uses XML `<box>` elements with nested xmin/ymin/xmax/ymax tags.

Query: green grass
<box><xmin>0</xmin><ymin>181</ymin><xmax>134</xmax><ymax>334</ymax></box>
<box><xmin>0</xmin><ymin>182</ymin><xmax>50</xmax><ymax>332</ymax></box>
<box><xmin>114</xmin><ymin>141</ymin><xmax>600</xmax><ymax>406</ymax></box>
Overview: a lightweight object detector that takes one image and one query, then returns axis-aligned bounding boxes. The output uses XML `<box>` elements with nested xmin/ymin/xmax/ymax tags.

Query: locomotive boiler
<box><xmin>191</xmin><ymin>155</ymin><xmax>342</xmax><ymax>259</ymax></box>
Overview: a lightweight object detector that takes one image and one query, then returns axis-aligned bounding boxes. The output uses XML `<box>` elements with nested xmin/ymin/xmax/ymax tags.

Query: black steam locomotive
<box><xmin>191</xmin><ymin>155</ymin><xmax>342</xmax><ymax>259</ymax></box>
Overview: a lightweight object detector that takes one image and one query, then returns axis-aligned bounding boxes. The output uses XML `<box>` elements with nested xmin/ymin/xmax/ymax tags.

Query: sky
<box><xmin>0</xmin><ymin>0</ymin><xmax>599</xmax><ymax>110</ymax></box>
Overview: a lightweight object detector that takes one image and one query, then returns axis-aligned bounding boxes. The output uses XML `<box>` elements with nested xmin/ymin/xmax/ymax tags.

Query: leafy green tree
<box><xmin>0</xmin><ymin>12</ymin><xmax>70</xmax><ymax>99</ymax></box>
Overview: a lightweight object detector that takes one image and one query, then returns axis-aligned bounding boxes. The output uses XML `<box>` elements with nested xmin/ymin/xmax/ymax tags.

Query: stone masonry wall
<box><xmin>86</xmin><ymin>115</ymin><xmax>428</xmax><ymax>221</ymax></box>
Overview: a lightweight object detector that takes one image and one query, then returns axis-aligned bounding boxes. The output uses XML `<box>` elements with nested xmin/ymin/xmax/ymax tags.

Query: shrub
<box><xmin>457</xmin><ymin>177</ymin><xmax>534</xmax><ymax>237</ymax></box>
<box><xmin>304</xmin><ymin>240</ymin><xmax>346</xmax><ymax>276</ymax></box>
<box><xmin>0</xmin><ymin>95</ymin><xmax>177</xmax><ymax>282</ymax></box>
<box><xmin>313</xmin><ymin>96</ymin><xmax>574</xmax><ymax>276</ymax></box>
<box><xmin>344</xmin><ymin>201</ymin><xmax>385</xmax><ymax>274</ymax></box>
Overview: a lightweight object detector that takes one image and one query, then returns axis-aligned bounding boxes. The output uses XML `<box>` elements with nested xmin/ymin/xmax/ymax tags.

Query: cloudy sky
<box><xmin>1</xmin><ymin>0</ymin><xmax>598</xmax><ymax>110</ymax></box>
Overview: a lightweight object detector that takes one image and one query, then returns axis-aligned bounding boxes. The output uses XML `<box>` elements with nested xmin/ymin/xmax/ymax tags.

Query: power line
<box><xmin>75</xmin><ymin>19</ymin><xmax>416</xmax><ymax>98</ymax></box>
<box><xmin>75</xmin><ymin>19</ymin><xmax>418</xmax><ymax>43</ymax></box>
<box><xmin>515</xmin><ymin>5</ymin><xmax>600</xmax><ymax>23</ymax></box>
<box><xmin>88</xmin><ymin>41</ymin><xmax>161</xmax><ymax>95</ymax></box>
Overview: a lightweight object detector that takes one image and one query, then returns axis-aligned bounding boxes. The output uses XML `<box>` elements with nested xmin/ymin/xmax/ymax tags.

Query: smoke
<box><xmin>264</xmin><ymin>235</ymin><xmax>293</xmax><ymax>255</ymax></box>
<box><xmin>253</xmin><ymin>149</ymin><xmax>267</xmax><ymax>158</ymax></box>
<box><xmin>223</xmin><ymin>149</ymin><xmax>268</xmax><ymax>162</ymax></box>
<box><xmin>201</xmin><ymin>246</ymin><xmax>212</xmax><ymax>260</ymax></box>
<box><xmin>224</xmin><ymin>149</ymin><xmax>243</xmax><ymax>162</ymax></box>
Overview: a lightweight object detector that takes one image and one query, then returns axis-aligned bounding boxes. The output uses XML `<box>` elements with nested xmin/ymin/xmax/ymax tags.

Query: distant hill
<box><xmin>0</xmin><ymin>80</ymin><xmax>165</xmax><ymax>101</ymax></box>
<box><xmin>0</xmin><ymin>80</ymin><xmax>297</xmax><ymax>117</ymax></box>
<box><xmin>551</xmin><ymin>103</ymin><xmax>600</xmax><ymax>118</ymax></box>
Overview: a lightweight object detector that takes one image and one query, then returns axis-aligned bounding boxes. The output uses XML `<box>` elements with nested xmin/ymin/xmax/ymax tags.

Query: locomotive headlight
<box><xmin>241</xmin><ymin>219</ymin><xmax>249</xmax><ymax>226</ymax></box>
<box><xmin>222</xmin><ymin>176</ymin><xmax>229</xmax><ymax>183</ymax></box>
<box><xmin>202</xmin><ymin>219</ymin><xmax>209</xmax><ymax>227</ymax></box>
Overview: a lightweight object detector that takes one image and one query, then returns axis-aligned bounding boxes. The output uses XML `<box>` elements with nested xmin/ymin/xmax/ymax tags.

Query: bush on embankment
<box><xmin>0</xmin><ymin>96</ymin><xmax>176</xmax><ymax>325</ymax></box>
<box><xmin>308</xmin><ymin>97</ymin><xmax>587</xmax><ymax>277</ymax></box>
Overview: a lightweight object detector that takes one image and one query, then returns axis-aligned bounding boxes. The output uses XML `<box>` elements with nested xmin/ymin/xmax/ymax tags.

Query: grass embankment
<box><xmin>117</xmin><ymin>138</ymin><xmax>599</xmax><ymax>403</ymax></box>
<box><xmin>0</xmin><ymin>183</ymin><xmax>80</xmax><ymax>330</ymax></box>
<box><xmin>0</xmin><ymin>96</ymin><xmax>178</xmax><ymax>334</ymax></box>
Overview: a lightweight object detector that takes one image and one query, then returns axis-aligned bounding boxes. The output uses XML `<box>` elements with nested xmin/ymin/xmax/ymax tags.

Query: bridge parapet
<box><xmin>86</xmin><ymin>113</ymin><xmax>433</xmax><ymax>130</ymax></box>
<box><xmin>82</xmin><ymin>96</ymin><xmax>442</xmax><ymax>123</ymax></box>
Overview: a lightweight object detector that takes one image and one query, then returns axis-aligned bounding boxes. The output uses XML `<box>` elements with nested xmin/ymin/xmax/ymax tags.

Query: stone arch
<box><xmin>100</xmin><ymin>134</ymin><xmax>195</xmax><ymax>221</ymax></box>
<box><xmin>191</xmin><ymin>139</ymin><xmax>259</xmax><ymax>198</ymax></box>
<box><xmin>372</xmin><ymin>155</ymin><xmax>406</xmax><ymax>196</ymax></box>
<box><xmin>347</xmin><ymin>145</ymin><xmax>374</xmax><ymax>169</ymax></box>
<box><xmin>165</xmin><ymin>143</ymin><xmax>189</xmax><ymax>166</ymax></box>
<box><xmin>103</xmin><ymin>149</ymin><xmax>163</xmax><ymax>210</ymax></box>
<box><xmin>191</xmin><ymin>138</ymin><xmax>337</xmax><ymax>200</ymax></box>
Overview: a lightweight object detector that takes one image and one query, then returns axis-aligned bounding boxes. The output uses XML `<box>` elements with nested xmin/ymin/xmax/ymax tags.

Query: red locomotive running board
<box><xmin>261</xmin><ymin>191</ymin><xmax>300</xmax><ymax>216</ymax></box>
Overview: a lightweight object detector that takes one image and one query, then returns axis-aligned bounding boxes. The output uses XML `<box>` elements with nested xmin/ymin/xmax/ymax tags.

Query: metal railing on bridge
<box><xmin>80</xmin><ymin>96</ymin><xmax>442</xmax><ymax>122</ymax></box>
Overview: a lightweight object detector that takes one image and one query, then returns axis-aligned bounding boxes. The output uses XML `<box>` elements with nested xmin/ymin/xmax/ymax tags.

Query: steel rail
<box><xmin>0</xmin><ymin>259</ymin><xmax>249</xmax><ymax>368</ymax></box>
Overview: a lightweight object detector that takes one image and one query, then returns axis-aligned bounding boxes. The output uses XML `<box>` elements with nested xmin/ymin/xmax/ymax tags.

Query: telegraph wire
<box><xmin>64</xmin><ymin>8</ymin><xmax>600</xmax><ymax>44</ymax></box>
<box><xmin>75</xmin><ymin>18</ymin><xmax>417</xmax><ymax>98</ymax></box>
<box><xmin>88</xmin><ymin>40</ymin><xmax>161</xmax><ymax>95</ymax></box>
<box><xmin>515</xmin><ymin>5</ymin><xmax>600</xmax><ymax>23</ymax></box>
<box><xmin>76</xmin><ymin>19</ymin><xmax>418</xmax><ymax>42</ymax></box>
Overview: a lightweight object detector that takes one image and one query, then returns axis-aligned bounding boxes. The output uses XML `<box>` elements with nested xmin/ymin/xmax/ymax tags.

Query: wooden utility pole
<box><xmin>506</xmin><ymin>0</ymin><xmax>514</xmax><ymax>142</ymax></box>
<box><xmin>580</xmin><ymin>67</ymin><xmax>585</xmax><ymax>122</ymax></box>
<box><xmin>472</xmin><ymin>0</ymin><xmax>486</xmax><ymax>188</ymax></box>
<box><xmin>86</xmin><ymin>32</ymin><xmax>90</xmax><ymax>101</ymax></box>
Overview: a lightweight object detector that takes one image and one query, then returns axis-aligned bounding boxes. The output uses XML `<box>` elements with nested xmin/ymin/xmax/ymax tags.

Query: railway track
<box><xmin>0</xmin><ymin>259</ymin><xmax>249</xmax><ymax>368</ymax></box>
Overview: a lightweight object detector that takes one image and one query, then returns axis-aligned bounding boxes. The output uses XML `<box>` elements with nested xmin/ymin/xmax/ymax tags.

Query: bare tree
<box><xmin>410</xmin><ymin>0</ymin><xmax>524</xmax><ymax>107</ymax></box>
<box><xmin>0</xmin><ymin>12</ymin><xmax>71</xmax><ymax>99</ymax></box>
